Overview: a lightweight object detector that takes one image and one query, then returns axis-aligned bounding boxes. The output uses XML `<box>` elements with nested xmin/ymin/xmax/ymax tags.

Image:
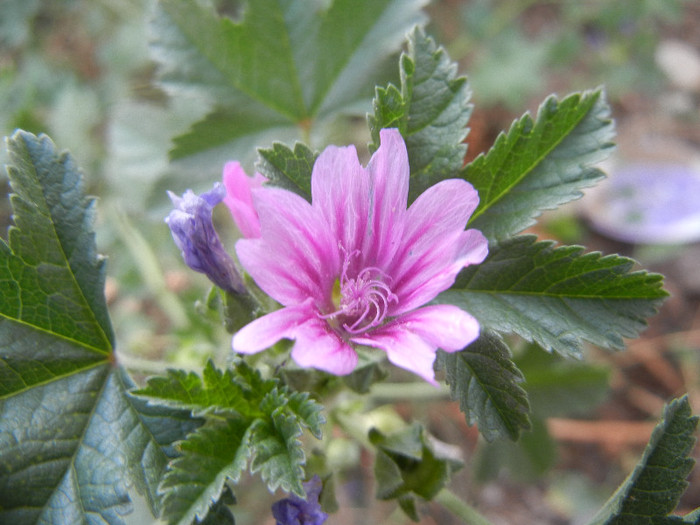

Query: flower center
<box><xmin>321</xmin><ymin>250</ymin><xmax>397</xmax><ymax>335</ymax></box>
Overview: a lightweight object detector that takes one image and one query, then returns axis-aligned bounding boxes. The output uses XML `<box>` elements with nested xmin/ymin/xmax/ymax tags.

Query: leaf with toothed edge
<box><xmin>589</xmin><ymin>396</ymin><xmax>699</xmax><ymax>524</ymax></box>
<box><xmin>438</xmin><ymin>330</ymin><xmax>530</xmax><ymax>442</ymax></box>
<box><xmin>152</xmin><ymin>0</ymin><xmax>428</xmax><ymax>167</ymax></box>
<box><xmin>441</xmin><ymin>235</ymin><xmax>668</xmax><ymax>359</ymax></box>
<box><xmin>464</xmin><ymin>89</ymin><xmax>615</xmax><ymax>242</ymax></box>
<box><xmin>0</xmin><ymin>131</ymin><xmax>197</xmax><ymax>525</ymax></box>
<box><xmin>369</xmin><ymin>26</ymin><xmax>473</xmax><ymax>202</ymax></box>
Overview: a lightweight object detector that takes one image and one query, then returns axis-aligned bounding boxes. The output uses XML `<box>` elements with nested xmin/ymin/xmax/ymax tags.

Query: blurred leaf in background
<box><xmin>430</xmin><ymin>0</ymin><xmax>688</xmax><ymax>109</ymax></box>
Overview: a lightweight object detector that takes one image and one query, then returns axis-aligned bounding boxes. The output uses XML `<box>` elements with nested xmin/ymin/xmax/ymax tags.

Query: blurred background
<box><xmin>1</xmin><ymin>0</ymin><xmax>699</xmax><ymax>523</ymax></box>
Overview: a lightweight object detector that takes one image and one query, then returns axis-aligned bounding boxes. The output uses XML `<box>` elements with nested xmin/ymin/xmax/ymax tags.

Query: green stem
<box><xmin>369</xmin><ymin>382</ymin><xmax>450</xmax><ymax>401</ymax></box>
<box><xmin>435</xmin><ymin>488</ymin><xmax>493</xmax><ymax>525</ymax></box>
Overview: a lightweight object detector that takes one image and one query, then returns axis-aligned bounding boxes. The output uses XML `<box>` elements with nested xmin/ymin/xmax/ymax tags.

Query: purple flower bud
<box><xmin>271</xmin><ymin>476</ymin><xmax>328</xmax><ymax>525</ymax></box>
<box><xmin>166</xmin><ymin>183</ymin><xmax>245</xmax><ymax>294</ymax></box>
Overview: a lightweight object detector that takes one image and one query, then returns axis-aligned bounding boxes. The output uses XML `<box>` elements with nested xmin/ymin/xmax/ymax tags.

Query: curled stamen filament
<box><xmin>320</xmin><ymin>259</ymin><xmax>398</xmax><ymax>334</ymax></box>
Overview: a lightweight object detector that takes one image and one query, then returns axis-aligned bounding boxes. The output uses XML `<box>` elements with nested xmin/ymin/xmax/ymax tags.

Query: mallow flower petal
<box><xmin>388</xmin><ymin>177</ymin><xmax>487</xmax><ymax>315</ymax></box>
<box><xmin>236</xmin><ymin>238</ymin><xmax>319</xmax><ymax>305</ymax></box>
<box><xmin>390</xmin><ymin>178</ymin><xmax>479</xmax><ymax>284</ymax></box>
<box><xmin>222</xmin><ymin>161</ymin><xmax>266</xmax><ymax>238</ymax></box>
<box><xmin>290</xmin><ymin>318</ymin><xmax>358</xmax><ymax>375</ymax></box>
<box><xmin>226</xmin><ymin>128</ymin><xmax>489</xmax><ymax>383</ymax></box>
<box><xmin>310</xmin><ymin>128</ymin><xmax>409</xmax><ymax>273</ymax></box>
<box><xmin>391</xmin><ymin>304</ymin><xmax>480</xmax><ymax>352</ymax></box>
<box><xmin>360</xmin><ymin>128</ymin><xmax>410</xmax><ymax>270</ymax></box>
<box><xmin>311</xmin><ymin>143</ymin><xmax>369</xmax><ymax>259</ymax></box>
<box><xmin>352</xmin><ymin>328</ymin><xmax>439</xmax><ymax>385</ymax></box>
<box><xmin>232</xmin><ymin>301</ymin><xmax>314</xmax><ymax>354</ymax></box>
<box><xmin>392</xmin><ymin>227</ymin><xmax>489</xmax><ymax>315</ymax></box>
<box><xmin>237</xmin><ymin>187</ymin><xmax>339</xmax><ymax>305</ymax></box>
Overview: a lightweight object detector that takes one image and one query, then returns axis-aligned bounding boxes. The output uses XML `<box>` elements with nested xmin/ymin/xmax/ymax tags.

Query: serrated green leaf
<box><xmin>0</xmin><ymin>131</ymin><xmax>195</xmax><ymax>524</ymax></box>
<box><xmin>369</xmin><ymin>27</ymin><xmax>472</xmax><ymax>201</ymax></box>
<box><xmin>256</xmin><ymin>142</ymin><xmax>317</xmax><ymax>200</ymax></box>
<box><xmin>137</xmin><ymin>360</ymin><xmax>324</xmax><ymax>506</ymax></box>
<box><xmin>132</xmin><ymin>360</ymin><xmax>251</xmax><ymax>418</ymax></box>
<box><xmin>441</xmin><ymin>236</ymin><xmax>668</xmax><ymax>358</ymax></box>
<box><xmin>152</xmin><ymin>0</ymin><xmax>427</xmax><ymax>164</ymax></box>
<box><xmin>589</xmin><ymin>396</ymin><xmax>698</xmax><ymax>525</ymax></box>
<box><xmin>464</xmin><ymin>89</ymin><xmax>615</xmax><ymax>241</ymax></box>
<box><xmin>439</xmin><ymin>330</ymin><xmax>530</xmax><ymax>441</ymax></box>
<box><xmin>285</xmin><ymin>390</ymin><xmax>326</xmax><ymax>440</ymax></box>
<box><xmin>159</xmin><ymin>419</ymin><xmax>253</xmax><ymax>525</ymax></box>
<box><xmin>1</xmin><ymin>131</ymin><xmax>113</xmax><ymax>353</ymax></box>
<box><xmin>253</xmin><ymin>387</ymin><xmax>325</xmax><ymax>494</ymax></box>
<box><xmin>250</xmin><ymin>411</ymin><xmax>306</xmax><ymax>497</ymax></box>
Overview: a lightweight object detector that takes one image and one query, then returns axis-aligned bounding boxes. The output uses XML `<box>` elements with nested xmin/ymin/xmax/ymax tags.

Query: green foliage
<box><xmin>370</xmin><ymin>423</ymin><xmax>462</xmax><ymax>521</ymax></box>
<box><xmin>133</xmin><ymin>360</ymin><xmax>325</xmax><ymax>521</ymax></box>
<box><xmin>439</xmin><ymin>330</ymin><xmax>530</xmax><ymax>441</ymax></box>
<box><xmin>369</xmin><ymin>27</ymin><xmax>472</xmax><ymax>202</ymax></box>
<box><xmin>1</xmin><ymin>1</ymin><xmax>696</xmax><ymax>521</ymax></box>
<box><xmin>590</xmin><ymin>396</ymin><xmax>699</xmax><ymax>524</ymax></box>
<box><xmin>158</xmin><ymin>419</ymin><xmax>250</xmax><ymax>525</ymax></box>
<box><xmin>464</xmin><ymin>89</ymin><xmax>615</xmax><ymax>242</ymax></box>
<box><xmin>0</xmin><ymin>131</ymin><xmax>196</xmax><ymax>524</ymax></box>
<box><xmin>256</xmin><ymin>142</ymin><xmax>317</xmax><ymax>201</ymax></box>
<box><xmin>442</xmin><ymin>235</ymin><xmax>668</xmax><ymax>359</ymax></box>
<box><xmin>152</xmin><ymin>0</ymin><xmax>427</xmax><ymax>167</ymax></box>
<box><xmin>2</xmin><ymin>132</ymin><xmax>113</xmax><ymax>351</ymax></box>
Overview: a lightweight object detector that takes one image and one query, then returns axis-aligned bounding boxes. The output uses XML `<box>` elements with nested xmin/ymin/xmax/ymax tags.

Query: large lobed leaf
<box><xmin>151</xmin><ymin>0</ymin><xmax>427</xmax><ymax>166</ymax></box>
<box><xmin>441</xmin><ymin>235</ymin><xmax>668</xmax><ymax>359</ymax></box>
<box><xmin>369</xmin><ymin>27</ymin><xmax>472</xmax><ymax>202</ymax></box>
<box><xmin>0</xmin><ymin>131</ymin><xmax>196</xmax><ymax>524</ymax></box>
<box><xmin>439</xmin><ymin>330</ymin><xmax>530</xmax><ymax>441</ymax></box>
<box><xmin>590</xmin><ymin>396</ymin><xmax>698</xmax><ymax>524</ymax></box>
<box><xmin>464</xmin><ymin>89</ymin><xmax>615</xmax><ymax>241</ymax></box>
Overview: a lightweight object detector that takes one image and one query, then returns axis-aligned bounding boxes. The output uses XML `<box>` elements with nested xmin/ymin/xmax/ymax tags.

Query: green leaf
<box><xmin>152</xmin><ymin>0</ymin><xmax>427</xmax><ymax>164</ymax></box>
<box><xmin>370</xmin><ymin>27</ymin><xmax>472</xmax><ymax>202</ymax></box>
<box><xmin>590</xmin><ymin>396</ymin><xmax>698</xmax><ymax>525</ymax></box>
<box><xmin>1</xmin><ymin>131</ymin><xmax>113</xmax><ymax>352</ymax></box>
<box><xmin>464</xmin><ymin>89</ymin><xmax>615</xmax><ymax>241</ymax></box>
<box><xmin>285</xmin><ymin>390</ymin><xmax>326</xmax><ymax>440</ymax></box>
<box><xmin>159</xmin><ymin>419</ymin><xmax>252</xmax><ymax>525</ymax></box>
<box><xmin>439</xmin><ymin>331</ymin><xmax>530</xmax><ymax>441</ymax></box>
<box><xmin>133</xmin><ymin>360</ymin><xmax>252</xmax><ymax>418</ymax></box>
<box><xmin>441</xmin><ymin>235</ymin><xmax>668</xmax><ymax>358</ymax></box>
<box><xmin>250</xmin><ymin>410</ymin><xmax>306</xmax><ymax>496</ymax></box>
<box><xmin>137</xmin><ymin>361</ymin><xmax>325</xmax><ymax>509</ymax></box>
<box><xmin>370</xmin><ymin>423</ymin><xmax>463</xmax><ymax>522</ymax></box>
<box><xmin>256</xmin><ymin>142</ymin><xmax>317</xmax><ymax>201</ymax></box>
<box><xmin>0</xmin><ymin>131</ymin><xmax>196</xmax><ymax>524</ymax></box>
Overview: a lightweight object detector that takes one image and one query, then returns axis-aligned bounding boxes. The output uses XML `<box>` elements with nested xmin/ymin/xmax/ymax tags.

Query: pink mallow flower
<box><xmin>222</xmin><ymin>161</ymin><xmax>267</xmax><ymax>238</ymax></box>
<box><xmin>232</xmin><ymin>129</ymin><xmax>488</xmax><ymax>384</ymax></box>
